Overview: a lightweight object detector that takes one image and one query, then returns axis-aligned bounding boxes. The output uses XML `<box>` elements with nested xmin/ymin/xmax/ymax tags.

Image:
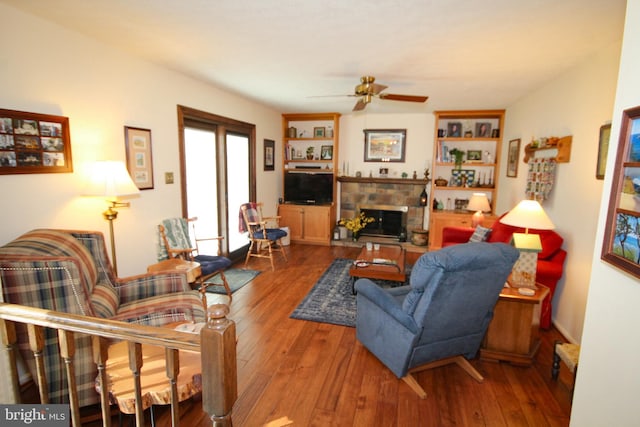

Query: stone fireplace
<box><xmin>338</xmin><ymin>177</ymin><xmax>427</xmax><ymax>241</ymax></box>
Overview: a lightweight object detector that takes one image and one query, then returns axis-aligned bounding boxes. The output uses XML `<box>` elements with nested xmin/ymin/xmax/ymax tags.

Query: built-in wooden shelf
<box><xmin>337</xmin><ymin>176</ymin><xmax>430</xmax><ymax>185</ymax></box>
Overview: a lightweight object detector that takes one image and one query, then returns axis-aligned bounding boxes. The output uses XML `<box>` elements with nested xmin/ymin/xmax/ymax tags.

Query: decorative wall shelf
<box><xmin>523</xmin><ymin>135</ymin><xmax>572</xmax><ymax>163</ymax></box>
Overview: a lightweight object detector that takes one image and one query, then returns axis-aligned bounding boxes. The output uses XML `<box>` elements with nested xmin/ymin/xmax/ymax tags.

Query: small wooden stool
<box><xmin>552</xmin><ymin>341</ymin><xmax>580</xmax><ymax>385</ymax></box>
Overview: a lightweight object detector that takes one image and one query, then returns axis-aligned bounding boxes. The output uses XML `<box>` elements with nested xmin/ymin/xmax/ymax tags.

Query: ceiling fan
<box><xmin>350</xmin><ymin>75</ymin><xmax>428</xmax><ymax>111</ymax></box>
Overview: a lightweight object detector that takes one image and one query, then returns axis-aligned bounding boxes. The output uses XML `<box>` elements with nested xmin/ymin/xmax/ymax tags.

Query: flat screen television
<box><xmin>284</xmin><ymin>171</ymin><xmax>333</xmax><ymax>205</ymax></box>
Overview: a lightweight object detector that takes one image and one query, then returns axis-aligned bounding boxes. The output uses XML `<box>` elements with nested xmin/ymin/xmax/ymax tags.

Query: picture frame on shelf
<box><xmin>467</xmin><ymin>150</ymin><xmax>482</xmax><ymax>161</ymax></box>
<box><xmin>447</xmin><ymin>122</ymin><xmax>462</xmax><ymax>138</ymax></box>
<box><xmin>363</xmin><ymin>129</ymin><xmax>406</xmax><ymax>162</ymax></box>
<box><xmin>314</xmin><ymin>127</ymin><xmax>325</xmax><ymax>138</ymax></box>
<box><xmin>124</xmin><ymin>126</ymin><xmax>154</xmax><ymax>190</ymax></box>
<box><xmin>475</xmin><ymin>122</ymin><xmax>492</xmax><ymax>138</ymax></box>
<box><xmin>601</xmin><ymin>105</ymin><xmax>640</xmax><ymax>278</ymax></box>
<box><xmin>451</xmin><ymin>169</ymin><xmax>475</xmax><ymax>187</ymax></box>
<box><xmin>0</xmin><ymin>108</ymin><xmax>73</xmax><ymax>175</ymax></box>
<box><xmin>596</xmin><ymin>123</ymin><xmax>611</xmax><ymax>180</ymax></box>
<box><xmin>321</xmin><ymin>145</ymin><xmax>333</xmax><ymax>160</ymax></box>
<box><xmin>264</xmin><ymin>139</ymin><xmax>275</xmax><ymax>171</ymax></box>
<box><xmin>454</xmin><ymin>198</ymin><xmax>469</xmax><ymax>210</ymax></box>
<box><xmin>507</xmin><ymin>138</ymin><xmax>521</xmax><ymax>178</ymax></box>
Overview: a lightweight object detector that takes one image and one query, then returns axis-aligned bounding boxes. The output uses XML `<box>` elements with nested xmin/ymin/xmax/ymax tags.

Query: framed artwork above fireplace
<box><xmin>363</xmin><ymin>129</ymin><xmax>406</xmax><ymax>162</ymax></box>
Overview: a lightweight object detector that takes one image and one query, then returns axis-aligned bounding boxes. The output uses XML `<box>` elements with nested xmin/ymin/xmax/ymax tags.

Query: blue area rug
<box><xmin>203</xmin><ymin>268</ymin><xmax>260</xmax><ymax>295</ymax></box>
<box><xmin>290</xmin><ymin>258</ymin><xmax>410</xmax><ymax>327</ymax></box>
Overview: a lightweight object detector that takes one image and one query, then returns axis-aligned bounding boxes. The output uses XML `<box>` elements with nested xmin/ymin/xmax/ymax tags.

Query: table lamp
<box><xmin>467</xmin><ymin>193</ymin><xmax>491</xmax><ymax>227</ymax></box>
<box><xmin>499</xmin><ymin>199</ymin><xmax>555</xmax><ymax>287</ymax></box>
<box><xmin>83</xmin><ymin>160</ymin><xmax>140</xmax><ymax>275</ymax></box>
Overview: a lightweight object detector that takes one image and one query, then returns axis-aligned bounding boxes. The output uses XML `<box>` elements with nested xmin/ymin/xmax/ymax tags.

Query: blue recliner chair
<box><xmin>355</xmin><ymin>242</ymin><xmax>519</xmax><ymax>398</ymax></box>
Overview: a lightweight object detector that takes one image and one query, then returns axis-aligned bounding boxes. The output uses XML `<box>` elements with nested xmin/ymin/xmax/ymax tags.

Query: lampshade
<box><xmin>467</xmin><ymin>193</ymin><xmax>491</xmax><ymax>212</ymax></box>
<box><xmin>84</xmin><ymin>161</ymin><xmax>140</xmax><ymax>200</ymax></box>
<box><xmin>499</xmin><ymin>199</ymin><xmax>555</xmax><ymax>231</ymax></box>
<box><xmin>467</xmin><ymin>193</ymin><xmax>491</xmax><ymax>227</ymax></box>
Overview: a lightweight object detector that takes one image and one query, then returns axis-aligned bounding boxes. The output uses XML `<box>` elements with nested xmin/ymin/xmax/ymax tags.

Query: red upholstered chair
<box><xmin>441</xmin><ymin>213</ymin><xmax>567</xmax><ymax>329</ymax></box>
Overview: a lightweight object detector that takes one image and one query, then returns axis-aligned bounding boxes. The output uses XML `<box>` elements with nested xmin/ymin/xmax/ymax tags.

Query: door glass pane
<box><xmin>226</xmin><ymin>133</ymin><xmax>249</xmax><ymax>252</ymax></box>
<box><xmin>184</xmin><ymin>127</ymin><xmax>220</xmax><ymax>255</ymax></box>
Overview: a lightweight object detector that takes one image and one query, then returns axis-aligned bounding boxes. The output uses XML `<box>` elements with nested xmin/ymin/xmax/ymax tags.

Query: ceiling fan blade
<box><xmin>307</xmin><ymin>94</ymin><xmax>356</xmax><ymax>98</ymax></box>
<box><xmin>369</xmin><ymin>83</ymin><xmax>388</xmax><ymax>95</ymax></box>
<box><xmin>353</xmin><ymin>98</ymin><xmax>367</xmax><ymax>111</ymax></box>
<box><xmin>379</xmin><ymin>93</ymin><xmax>428</xmax><ymax>103</ymax></box>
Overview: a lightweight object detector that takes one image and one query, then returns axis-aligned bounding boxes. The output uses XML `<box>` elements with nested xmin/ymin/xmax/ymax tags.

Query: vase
<box><xmin>352</xmin><ymin>231</ymin><xmax>359</xmax><ymax>242</ymax></box>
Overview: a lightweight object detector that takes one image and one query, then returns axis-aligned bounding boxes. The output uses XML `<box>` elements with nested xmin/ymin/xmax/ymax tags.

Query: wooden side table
<box><xmin>96</xmin><ymin>334</ymin><xmax>202</xmax><ymax>419</ymax></box>
<box><xmin>147</xmin><ymin>258</ymin><xmax>201</xmax><ymax>284</ymax></box>
<box><xmin>480</xmin><ymin>284</ymin><xmax>550</xmax><ymax>366</ymax></box>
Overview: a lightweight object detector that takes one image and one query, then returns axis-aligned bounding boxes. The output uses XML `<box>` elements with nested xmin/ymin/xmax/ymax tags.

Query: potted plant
<box><xmin>339</xmin><ymin>212</ymin><xmax>375</xmax><ymax>241</ymax></box>
<box><xmin>449</xmin><ymin>148</ymin><xmax>465</xmax><ymax>169</ymax></box>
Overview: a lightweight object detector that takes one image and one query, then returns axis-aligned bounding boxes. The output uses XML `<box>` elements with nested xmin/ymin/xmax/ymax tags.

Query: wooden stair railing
<box><xmin>0</xmin><ymin>302</ymin><xmax>237</xmax><ymax>427</ymax></box>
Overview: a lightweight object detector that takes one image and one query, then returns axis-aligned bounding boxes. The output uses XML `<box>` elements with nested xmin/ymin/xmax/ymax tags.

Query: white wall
<box><xmin>0</xmin><ymin>4</ymin><xmax>281</xmax><ymax>277</ymax></box>
<box><xmin>498</xmin><ymin>41</ymin><xmax>621</xmax><ymax>342</ymax></box>
<box><xmin>338</xmin><ymin>113</ymin><xmax>433</xmax><ymax>180</ymax></box>
<box><xmin>571</xmin><ymin>1</ymin><xmax>640</xmax><ymax>425</ymax></box>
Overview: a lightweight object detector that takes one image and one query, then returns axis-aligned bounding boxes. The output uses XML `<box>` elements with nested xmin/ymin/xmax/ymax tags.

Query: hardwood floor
<box><xmin>105</xmin><ymin>243</ymin><xmax>574</xmax><ymax>426</ymax></box>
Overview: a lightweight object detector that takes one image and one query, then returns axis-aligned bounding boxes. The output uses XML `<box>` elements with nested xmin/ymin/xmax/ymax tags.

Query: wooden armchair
<box><xmin>239</xmin><ymin>202</ymin><xmax>288</xmax><ymax>271</ymax></box>
<box><xmin>158</xmin><ymin>217</ymin><xmax>233</xmax><ymax>301</ymax></box>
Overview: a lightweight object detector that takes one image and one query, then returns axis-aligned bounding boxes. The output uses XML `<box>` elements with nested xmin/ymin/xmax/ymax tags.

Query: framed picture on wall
<box><xmin>506</xmin><ymin>138</ymin><xmax>520</xmax><ymax>178</ymax></box>
<box><xmin>363</xmin><ymin>129</ymin><xmax>406</xmax><ymax>162</ymax></box>
<box><xmin>596</xmin><ymin>123</ymin><xmax>611</xmax><ymax>180</ymax></box>
<box><xmin>264</xmin><ymin>139</ymin><xmax>275</xmax><ymax>171</ymax></box>
<box><xmin>0</xmin><ymin>108</ymin><xmax>73</xmax><ymax>174</ymax></box>
<box><xmin>601</xmin><ymin>105</ymin><xmax>640</xmax><ymax>278</ymax></box>
<box><xmin>124</xmin><ymin>126</ymin><xmax>154</xmax><ymax>190</ymax></box>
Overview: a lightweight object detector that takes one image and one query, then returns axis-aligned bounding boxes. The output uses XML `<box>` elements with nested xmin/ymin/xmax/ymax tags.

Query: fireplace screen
<box><xmin>359</xmin><ymin>205</ymin><xmax>408</xmax><ymax>240</ymax></box>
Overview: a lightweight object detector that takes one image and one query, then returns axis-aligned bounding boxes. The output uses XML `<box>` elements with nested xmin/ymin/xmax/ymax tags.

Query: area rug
<box><xmin>202</xmin><ymin>268</ymin><xmax>260</xmax><ymax>295</ymax></box>
<box><xmin>290</xmin><ymin>258</ymin><xmax>410</xmax><ymax>327</ymax></box>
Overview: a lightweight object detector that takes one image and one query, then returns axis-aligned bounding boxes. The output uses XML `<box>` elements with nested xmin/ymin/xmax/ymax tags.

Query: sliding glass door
<box><xmin>225</xmin><ymin>133</ymin><xmax>250</xmax><ymax>253</ymax></box>
<box><xmin>179</xmin><ymin>106</ymin><xmax>255</xmax><ymax>261</ymax></box>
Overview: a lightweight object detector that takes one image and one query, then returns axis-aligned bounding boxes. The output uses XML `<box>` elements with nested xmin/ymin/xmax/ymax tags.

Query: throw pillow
<box><xmin>468</xmin><ymin>225</ymin><xmax>492</xmax><ymax>243</ymax></box>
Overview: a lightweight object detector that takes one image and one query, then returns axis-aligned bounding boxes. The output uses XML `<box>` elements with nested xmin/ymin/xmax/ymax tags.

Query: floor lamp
<box><xmin>84</xmin><ymin>161</ymin><xmax>140</xmax><ymax>276</ymax></box>
<box><xmin>499</xmin><ymin>199</ymin><xmax>555</xmax><ymax>287</ymax></box>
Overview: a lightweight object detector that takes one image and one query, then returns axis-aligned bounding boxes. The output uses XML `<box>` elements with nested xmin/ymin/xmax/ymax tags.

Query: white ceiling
<box><xmin>2</xmin><ymin>0</ymin><xmax>627</xmax><ymax>115</ymax></box>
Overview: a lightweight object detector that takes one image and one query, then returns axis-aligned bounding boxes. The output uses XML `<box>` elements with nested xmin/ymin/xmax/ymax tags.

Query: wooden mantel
<box><xmin>338</xmin><ymin>176</ymin><xmax>430</xmax><ymax>185</ymax></box>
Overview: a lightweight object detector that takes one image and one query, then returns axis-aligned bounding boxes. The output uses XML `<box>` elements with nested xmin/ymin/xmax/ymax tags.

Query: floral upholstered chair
<box><xmin>0</xmin><ymin>229</ymin><xmax>205</xmax><ymax>407</ymax></box>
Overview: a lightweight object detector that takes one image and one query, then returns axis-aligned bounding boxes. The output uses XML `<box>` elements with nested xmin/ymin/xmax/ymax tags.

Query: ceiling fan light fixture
<box><xmin>349</xmin><ymin>75</ymin><xmax>428</xmax><ymax>111</ymax></box>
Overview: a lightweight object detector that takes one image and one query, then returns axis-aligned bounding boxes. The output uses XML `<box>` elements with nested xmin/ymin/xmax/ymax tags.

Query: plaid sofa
<box><xmin>0</xmin><ymin>229</ymin><xmax>206</xmax><ymax>407</ymax></box>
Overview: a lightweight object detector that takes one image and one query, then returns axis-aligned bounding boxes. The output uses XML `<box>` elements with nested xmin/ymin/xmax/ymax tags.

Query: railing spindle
<box><xmin>92</xmin><ymin>336</ymin><xmax>112</xmax><ymax>427</ymax></box>
<box><xmin>128</xmin><ymin>342</ymin><xmax>145</xmax><ymax>427</ymax></box>
<box><xmin>58</xmin><ymin>329</ymin><xmax>81</xmax><ymax>427</ymax></box>
<box><xmin>165</xmin><ymin>347</ymin><xmax>180</xmax><ymax>427</ymax></box>
<box><xmin>27</xmin><ymin>324</ymin><xmax>49</xmax><ymax>404</ymax></box>
<box><xmin>0</xmin><ymin>319</ymin><xmax>21</xmax><ymax>403</ymax></box>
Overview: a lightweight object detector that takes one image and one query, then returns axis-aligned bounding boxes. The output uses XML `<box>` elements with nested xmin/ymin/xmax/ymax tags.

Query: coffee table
<box><xmin>349</xmin><ymin>243</ymin><xmax>406</xmax><ymax>294</ymax></box>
